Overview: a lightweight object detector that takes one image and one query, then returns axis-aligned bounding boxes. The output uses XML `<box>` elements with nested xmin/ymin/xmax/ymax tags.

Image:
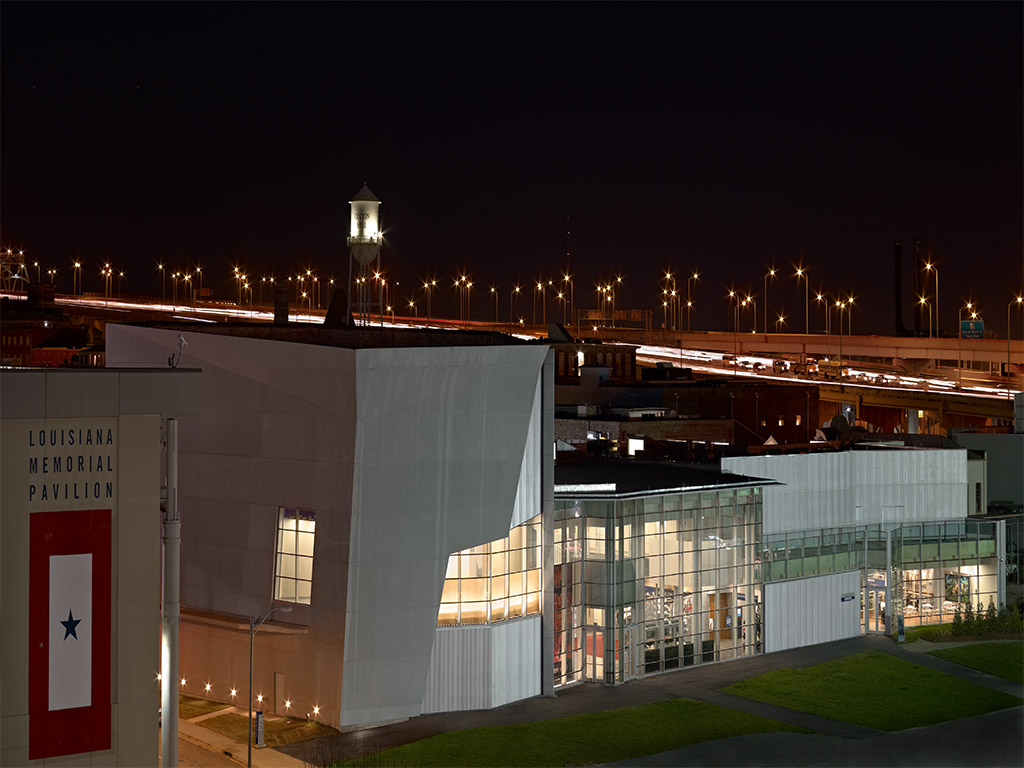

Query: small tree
<box><xmin>952</xmin><ymin>604</ymin><xmax>963</xmax><ymax>636</ymax></box>
<box><xmin>963</xmin><ymin>601</ymin><xmax>975</xmax><ymax>635</ymax></box>
<box><xmin>985</xmin><ymin>598</ymin><xmax>997</xmax><ymax>631</ymax></box>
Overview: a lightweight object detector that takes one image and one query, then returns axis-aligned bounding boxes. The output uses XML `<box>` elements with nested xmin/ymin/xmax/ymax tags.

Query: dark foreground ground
<box><xmin>278</xmin><ymin>635</ymin><xmax>1023</xmax><ymax>768</ymax></box>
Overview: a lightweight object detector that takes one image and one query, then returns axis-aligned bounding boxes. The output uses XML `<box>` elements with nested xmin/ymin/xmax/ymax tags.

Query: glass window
<box><xmin>274</xmin><ymin>508</ymin><xmax>315</xmax><ymax>605</ymax></box>
<box><xmin>436</xmin><ymin>514</ymin><xmax>543</xmax><ymax>627</ymax></box>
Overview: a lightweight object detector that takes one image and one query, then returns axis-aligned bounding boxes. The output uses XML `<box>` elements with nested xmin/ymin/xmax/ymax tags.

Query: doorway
<box><xmin>584</xmin><ymin>628</ymin><xmax>605</xmax><ymax>682</ymax></box>
<box><xmin>865</xmin><ymin>588</ymin><xmax>886</xmax><ymax>633</ymax></box>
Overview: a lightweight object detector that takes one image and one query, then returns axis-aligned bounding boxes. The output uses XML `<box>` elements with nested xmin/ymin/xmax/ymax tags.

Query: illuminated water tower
<box><xmin>347</xmin><ymin>184</ymin><xmax>383</xmax><ymax>324</ymax></box>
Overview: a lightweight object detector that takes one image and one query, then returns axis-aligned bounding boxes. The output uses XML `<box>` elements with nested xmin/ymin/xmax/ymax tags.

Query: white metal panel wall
<box><xmin>344</xmin><ymin>345</ymin><xmax>549</xmax><ymax>727</ymax></box>
<box><xmin>421</xmin><ymin>616</ymin><xmax>540</xmax><ymax>714</ymax></box>
<box><xmin>489</xmin><ymin>615</ymin><xmax>541</xmax><ymax>708</ymax></box>
<box><xmin>510</xmin><ymin>372</ymin><xmax>543</xmax><ymax>528</ymax></box>
<box><xmin>724</xmin><ymin>450</ymin><xmax>967</xmax><ymax>534</ymax></box>
<box><xmin>765</xmin><ymin>570</ymin><xmax>861</xmax><ymax>653</ymax></box>
<box><xmin>421</xmin><ymin>624</ymin><xmax>493</xmax><ymax>714</ymax></box>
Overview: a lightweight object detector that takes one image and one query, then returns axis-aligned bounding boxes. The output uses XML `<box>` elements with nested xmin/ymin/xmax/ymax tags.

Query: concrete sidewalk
<box><xmin>274</xmin><ymin>634</ymin><xmax>1022</xmax><ymax>766</ymax></box>
<box><xmin>177</xmin><ymin>707</ymin><xmax>304</xmax><ymax>768</ymax></box>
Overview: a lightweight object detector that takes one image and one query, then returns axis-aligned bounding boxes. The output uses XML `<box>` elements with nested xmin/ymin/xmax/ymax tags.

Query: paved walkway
<box><xmin>177</xmin><ymin>706</ymin><xmax>304</xmax><ymax>768</ymax></box>
<box><xmin>255</xmin><ymin>635</ymin><xmax>1021</xmax><ymax>767</ymax></box>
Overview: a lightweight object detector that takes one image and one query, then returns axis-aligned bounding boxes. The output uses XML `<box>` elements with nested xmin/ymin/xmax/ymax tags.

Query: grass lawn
<box><xmin>178</xmin><ymin>695</ymin><xmax>229</xmax><ymax>721</ymax></box>
<box><xmin>199</xmin><ymin>711</ymin><xmax>337</xmax><ymax>748</ymax></box>
<box><xmin>927</xmin><ymin>641</ymin><xmax>1024</xmax><ymax>684</ymax></box>
<box><xmin>904</xmin><ymin>624</ymin><xmax>954</xmax><ymax>643</ymax></box>
<box><xmin>904</xmin><ymin>623</ymin><xmax>1024</xmax><ymax>644</ymax></box>
<box><xmin>339</xmin><ymin>698</ymin><xmax>808</xmax><ymax>768</ymax></box>
<box><xmin>724</xmin><ymin>650</ymin><xmax>1022</xmax><ymax>732</ymax></box>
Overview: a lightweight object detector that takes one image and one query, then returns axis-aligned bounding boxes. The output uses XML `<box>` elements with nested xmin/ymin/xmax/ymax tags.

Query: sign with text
<box><xmin>960</xmin><ymin>320</ymin><xmax>985</xmax><ymax>339</ymax></box>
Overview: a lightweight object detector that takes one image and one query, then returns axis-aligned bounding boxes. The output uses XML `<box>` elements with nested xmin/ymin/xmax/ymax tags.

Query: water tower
<box><xmin>347</xmin><ymin>184</ymin><xmax>383</xmax><ymax>324</ymax></box>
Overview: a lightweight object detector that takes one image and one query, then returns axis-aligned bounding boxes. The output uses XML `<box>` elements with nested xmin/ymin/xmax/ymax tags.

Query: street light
<box><xmin>795</xmin><ymin>266</ymin><xmax>809</xmax><ymax>334</ymax></box>
<box><xmin>1009</xmin><ymin>296</ymin><xmax>1024</xmax><ymax>396</ymax></box>
<box><xmin>73</xmin><ymin>261</ymin><xmax>82</xmax><ymax>296</ymax></box>
<box><xmin>958</xmin><ymin>302</ymin><xmax>978</xmax><ymax>390</ymax></box>
<box><xmin>663</xmin><ymin>272</ymin><xmax>677</xmax><ymax>331</ymax></box>
<box><xmin>925</xmin><ymin>262</ymin><xmax>938</xmax><ymax>336</ymax></box>
<box><xmin>687</xmin><ymin>271</ymin><xmax>699</xmax><ymax>331</ymax></box>
<box><xmin>158</xmin><ymin>263</ymin><xmax>165</xmax><ymax>303</ymax></box>
<box><xmin>764</xmin><ymin>268</ymin><xmax>776</xmax><ymax>334</ymax></box>
<box><xmin>776</xmin><ymin>313</ymin><xmax>786</xmax><ymax>333</ymax></box>
<box><xmin>918</xmin><ymin>297</ymin><xmax>932</xmax><ymax>339</ymax></box>
<box><xmin>815</xmin><ymin>293</ymin><xmax>829</xmax><ymax>334</ymax></box>
<box><xmin>510</xmin><ymin>285</ymin><xmax>520</xmax><ymax>325</ymax></box>
<box><xmin>490</xmin><ymin>286</ymin><xmax>498</xmax><ymax>323</ymax></box>
<box><xmin>562</xmin><ymin>273</ymin><xmax>574</xmax><ymax>331</ymax></box>
<box><xmin>248</xmin><ymin>605</ymin><xmax>292</xmax><ymax>767</ymax></box>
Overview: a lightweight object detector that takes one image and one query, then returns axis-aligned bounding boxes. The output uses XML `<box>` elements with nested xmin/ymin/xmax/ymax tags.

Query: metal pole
<box><xmin>160</xmin><ymin>419</ymin><xmax>180</xmax><ymax>768</ymax></box>
<box><xmin>248</xmin><ymin>617</ymin><xmax>254</xmax><ymax>768</ymax></box>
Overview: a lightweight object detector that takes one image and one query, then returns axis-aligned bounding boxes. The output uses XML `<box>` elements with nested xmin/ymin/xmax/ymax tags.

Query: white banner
<box><xmin>49</xmin><ymin>553</ymin><xmax>92</xmax><ymax>711</ymax></box>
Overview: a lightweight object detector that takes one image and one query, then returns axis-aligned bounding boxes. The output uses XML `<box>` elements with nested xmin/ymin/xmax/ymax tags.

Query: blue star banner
<box><xmin>29</xmin><ymin>509</ymin><xmax>111</xmax><ymax>759</ymax></box>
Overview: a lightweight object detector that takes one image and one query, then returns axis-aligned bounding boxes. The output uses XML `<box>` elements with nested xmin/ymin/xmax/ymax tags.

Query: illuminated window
<box><xmin>795</xmin><ymin>414</ymin><xmax>802</xmax><ymax>426</ymax></box>
<box><xmin>438</xmin><ymin>515</ymin><xmax>542</xmax><ymax>626</ymax></box>
<box><xmin>275</xmin><ymin>508</ymin><xmax>315</xmax><ymax>605</ymax></box>
<box><xmin>778</xmin><ymin>416</ymin><xmax>785</xmax><ymax>427</ymax></box>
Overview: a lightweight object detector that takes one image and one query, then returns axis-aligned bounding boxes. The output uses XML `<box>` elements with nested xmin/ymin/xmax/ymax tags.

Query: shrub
<box><xmin>952</xmin><ymin>605</ymin><xmax>963</xmax><ymax>636</ymax></box>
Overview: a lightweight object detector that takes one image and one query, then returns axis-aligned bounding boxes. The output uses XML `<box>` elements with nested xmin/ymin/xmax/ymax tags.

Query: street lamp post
<box><xmin>687</xmin><ymin>271</ymin><xmax>699</xmax><ymax>331</ymax></box>
<box><xmin>919</xmin><ymin>297</ymin><xmax>932</xmax><ymax>339</ymax></box>
<box><xmin>837</xmin><ymin>301</ymin><xmax>848</xmax><ymax>374</ymax></box>
<box><xmin>958</xmin><ymin>302</ymin><xmax>977</xmax><ymax>390</ymax></box>
<box><xmin>795</xmin><ymin>267</ymin><xmax>809</xmax><ymax>334</ymax></box>
<box><xmin>563</xmin><ymin>274</ymin><xmax>574</xmax><ymax>332</ymax></box>
<box><xmin>925</xmin><ymin>262</ymin><xmax>938</xmax><ymax>336</ymax></box>
<box><xmin>763</xmin><ymin>268</ymin><xmax>776</xmax><ymax>334</ymax></box>
<box><xmin>776</xmin><ymin>313</ymin><xmax>786</xmax><ymax>333</ymax></box>
<box><xmin>423</xmin><ymin>280</ymin><xmax>435</xmax><ymax>326</ymax></box>
<box><xmin>74</xmin><ymin>261</ymin><xmax>82</xmax><ymax>296</ymax></box>
<box><xmin>248</xmin><ymin>605</ymin><xmax>292</xmax><ymax>768</ymax></box>
<box><xmin>490</xmin><ymin>286</ymin><xmax>498</xmax><ymax>323</ymax></box>
<box><xmin>158</xmin><ymin>263</ymin><xmax>165</xmax><ymax>303</ymax></box>
<box><xmin>1009</xmin><ymin>297</ymin><xmax>1024</xmax><ymax>397</ymax></box>
<box><xmin>510</xmin><ymin>286</ymin><xmax>520</xmax><ymax>325</ymax></box>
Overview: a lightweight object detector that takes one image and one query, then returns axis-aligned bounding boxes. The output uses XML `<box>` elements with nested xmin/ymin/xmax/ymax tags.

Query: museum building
<box><xmin>103</xmin><ymin>323</ymin><xmax>1008</xmax><ymax>731</ymax></box>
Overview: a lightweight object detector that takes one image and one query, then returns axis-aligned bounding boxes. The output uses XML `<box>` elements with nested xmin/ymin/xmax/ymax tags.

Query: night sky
<box><xmin>2</xmin><ymin>2</ymin><xmax>1021</xmax><ymax>335</ymax></box>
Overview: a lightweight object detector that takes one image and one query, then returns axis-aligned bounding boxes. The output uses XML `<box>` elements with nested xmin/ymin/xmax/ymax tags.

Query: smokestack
<box><xmin>894</xmin><ymin>241</ymin><xmax>906</xmax><ymax>335</ymax></box>
<box><xmin>913</xmin><ymin>239</ymin><xmax>923</xmax><ymax>336</ymax></box>
<box><xmin>274</xmin><ymin>287</ymin><xmax>290</xmax><ymax>324</ymax></box>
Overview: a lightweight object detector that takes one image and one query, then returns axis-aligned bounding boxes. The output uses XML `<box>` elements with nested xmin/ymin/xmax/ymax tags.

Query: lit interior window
<box><xmin>437</xmin><ymin>514</ymin><xmax>542</xmax><ymax>627</ymax></box>
<box><xmin>275</xmin><ymin>508</ymin><xmax>316</xmax><ymax>605</ymax></box>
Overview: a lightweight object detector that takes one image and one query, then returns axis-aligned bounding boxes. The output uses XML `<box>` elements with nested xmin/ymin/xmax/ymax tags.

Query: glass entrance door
<box><xmin>865</xmin><ymin>588</ymin><xmax>886</xmax><ymax>633</ymax></box>
<box><xmin>584</xmin><ymin>628</ymin><xmax>605</xmax><ymax>682</ymax></box>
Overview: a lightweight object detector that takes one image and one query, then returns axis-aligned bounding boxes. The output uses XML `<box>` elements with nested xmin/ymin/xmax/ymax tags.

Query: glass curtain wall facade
<box><xmin>553</xmin><ymin>487</ymin><xmax>764</xmax><ymax>687</ymax></box>
<box><xmin>762</xmin><ymin>520</ymin><xmax>1001</xmax><ymax>630</ymax></box>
